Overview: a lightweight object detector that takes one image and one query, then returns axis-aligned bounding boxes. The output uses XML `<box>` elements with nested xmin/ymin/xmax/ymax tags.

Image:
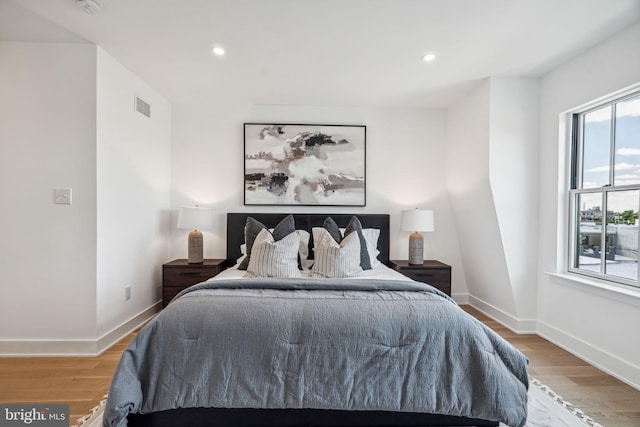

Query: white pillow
<box><xmin>338</xmin><ymin>227</ymin><xmax>381</xmax><ymax>268</ymax></box>
<box><xmin>247</xmin><ymin>229</ymin><xmax>301</xmax><ymax>278</ymax></box>
<box><xmin>294</xmin><ymin>230</ymin><xmax>312</xmax><ymax>270</ymax></box>
<box><xmin>361</xmin><ymin>228</ymin><xmax>381</xmax><ymax>268</ymax></box>
<box><xmin>311</xmin><ymin>228</ymin><xmax>363</xmax><ymax>278</ymax></box>
<box><xmin>242</xmin><ymin>230</ymin><xmax>312</xmax><ymax>269</ymax></box>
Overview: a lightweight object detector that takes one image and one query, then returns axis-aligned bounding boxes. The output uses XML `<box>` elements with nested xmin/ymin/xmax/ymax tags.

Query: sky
<box><xmin>580</xmin><ymin>95</ymin><xmax>640</xmax><ymax>214</ymax></box>
<box><xmin>582</xmin><ymin>95</ymin><xmax>640</xmax><ymax>192</ymax></box>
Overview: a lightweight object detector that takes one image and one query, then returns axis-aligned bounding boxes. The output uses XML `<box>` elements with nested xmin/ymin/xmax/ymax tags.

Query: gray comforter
<box><xmin>104</xmin><ymin>278</ymin><xmax>529</xmax><ymax>427</ymax></box>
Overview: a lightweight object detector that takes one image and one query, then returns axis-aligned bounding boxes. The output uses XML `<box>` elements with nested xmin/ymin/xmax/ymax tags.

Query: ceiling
<box><xmin>2</xmin><ymin>0</ymin><xmax>640</xmax><ymax>108</ymax></box>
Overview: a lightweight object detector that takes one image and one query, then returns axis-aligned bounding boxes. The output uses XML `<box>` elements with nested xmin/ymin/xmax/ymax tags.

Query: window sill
<box><xmin>546</xmin><ymin>272</ymin><xmax>640</xmax><ymax>307</ymax></box>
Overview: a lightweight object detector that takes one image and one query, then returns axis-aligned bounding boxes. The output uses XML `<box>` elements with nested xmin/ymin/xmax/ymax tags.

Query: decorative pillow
<box><xmin>311</xmin><ymin>228</ymin><xmax>362</xmax><ymax>278</ymax></box>
<box><xmin>344</xmin><ymin>216</ymin><xmax>372</xmax><ymax>270</ymax></box>
<box><xmin>361</xmin><ymin>228</ymin><xmax>381</xmax><ymax>268</ymax></box>
<box><xmin>320</xmin><ymin>216</ymin><xmax>371</xmax><ymax>270</ymax></box>
<box><xmin>238</xmin><ymin>214</ymin><xmax>295</xmax><ymax>270</ymax></box>
<box><xmin>246</xmin><ymin>229</ymin><xmax>301</xmax><ymax>278</ymax></box>
<box><xmin>322</xmin><ymin>217</ymin><xmax>343</xmax><ymax>244</ymax></box>
<box><xmin>336</xmin><ymin>226</ymin><xmax>380</xmax><ymax>268</ymax></box>
<box><xmin>239</xmin><ymin>230</ymin><xmax>311</xmax><ymax>269</ymax></box>
<box><xmin>295</xmin><ymin>230</ymin><xmax>313</xmax><ymax>270</ymax></box>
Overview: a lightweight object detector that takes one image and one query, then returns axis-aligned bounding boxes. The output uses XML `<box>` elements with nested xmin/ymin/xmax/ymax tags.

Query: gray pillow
<box><xmin>322</xmin><ymin>217</ymin><xmax>343</xmax><ymax>244</ymax></box>
<box><xmin>344</xmin><ymin>216</ymin><xmax>372</xmax><ymax>270</ymax></box>
<box><xmin>238</xmin><ymin>214</ymin><xmax>295</xmax><ymax>270</ymax></box>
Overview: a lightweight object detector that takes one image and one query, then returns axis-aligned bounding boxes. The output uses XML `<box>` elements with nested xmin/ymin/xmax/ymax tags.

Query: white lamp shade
<box><xmin>177</xmin><ymin>206</ymin><xmax>214</xmax><ymax>231</ymax></box>
<box><xmin>401</xmin><ymin>209</ymin><xmax>434</xmax><ymax>232</ymax></box>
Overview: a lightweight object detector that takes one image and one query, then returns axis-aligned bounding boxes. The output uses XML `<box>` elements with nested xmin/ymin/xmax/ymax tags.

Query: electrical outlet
<box><xmin>125</xmin><ymin>286</ymin><xmax>131</xmax><ymax>301</ymax></box>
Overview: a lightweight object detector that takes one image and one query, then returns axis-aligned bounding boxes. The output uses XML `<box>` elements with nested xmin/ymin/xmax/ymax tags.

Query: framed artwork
<box><xmin>244</xmin><ymin>123</ymin><xmax>366</xmax><ymax>206</ymax></box>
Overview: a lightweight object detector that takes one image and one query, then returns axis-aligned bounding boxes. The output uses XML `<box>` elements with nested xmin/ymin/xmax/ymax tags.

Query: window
<box><xmin>570</xmin><ymin>91</ymin><xmax>640</xmax><ymax>287</ymax></box>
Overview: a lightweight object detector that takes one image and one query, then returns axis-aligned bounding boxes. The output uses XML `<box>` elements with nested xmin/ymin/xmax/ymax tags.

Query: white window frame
<box><xmin>568</xmin><ymin>90</ymin><xmax>640</xmax><ymax>288</ymax></box>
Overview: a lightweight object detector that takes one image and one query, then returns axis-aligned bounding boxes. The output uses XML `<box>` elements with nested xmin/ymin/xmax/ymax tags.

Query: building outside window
<box><xmin>569</xmin><ymin>91</ymin><xmax>640</xmax><ymax>287</ymax></box>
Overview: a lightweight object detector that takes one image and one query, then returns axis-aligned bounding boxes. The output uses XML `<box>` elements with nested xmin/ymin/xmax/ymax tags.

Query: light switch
<box><xmin>54</xmin><ymin>188</ymin><xmax>72</xmax><ymax>205</ymax></box>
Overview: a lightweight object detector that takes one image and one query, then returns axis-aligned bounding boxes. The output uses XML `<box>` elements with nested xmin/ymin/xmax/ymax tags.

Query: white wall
<box><xmin>446</xmin><ymin>77</ymin><xmax>539</xmax><ymax>332</ymax></box>
<box><xmin>537</xmin><ymin>21</ymin><xmax>640</xmax><ymax>389</ymax></box>
<box><xmin>96</xmin><ymin>48</ymin><xmax>171</xmax><ymax>342</ymax></box>
<box><xmin>0</xmin><ymin>42</ymin><xmax>171</xmax><ymax>355</ymax></box>
<box><xmin>489</xmin><ymin>77</ymin><xmax>539</xmax><ymax>323</ymax></box>
<box><xmin>0</xmin><ymin>42</ymin><xmax>98</xmax><ymax>350</ymax></box>
<box><xmin>170</xmin><ymin>104</ymin><xmax>468</xmax><ymax>296</ymax></box>
<box><xmin>446</xmin><ymin>80</ymin><xmax>513</xmax><ymax>315</ymax></box>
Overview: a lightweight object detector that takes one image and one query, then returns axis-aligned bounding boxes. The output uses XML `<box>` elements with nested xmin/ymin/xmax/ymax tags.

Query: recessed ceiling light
<box><xmin>75</xmin><ymin>0</ymin><xmax>101</xmax><ymax>14</ymax></box>
<box><xmin>422</xmin><ymin>53</ymin><xmax>436</xmax><ymax>62</ymax></box>
<box><xmin>212</xmin><ymin>47</ymin><xmax>225</xmax><ymax>56</ymax></box>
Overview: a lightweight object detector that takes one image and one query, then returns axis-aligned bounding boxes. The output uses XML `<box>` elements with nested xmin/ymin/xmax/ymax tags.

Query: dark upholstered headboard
<box><xmin>226</xmin><ymin>213</ymin><xmax>390</xmax><ymax>267</ymax></box>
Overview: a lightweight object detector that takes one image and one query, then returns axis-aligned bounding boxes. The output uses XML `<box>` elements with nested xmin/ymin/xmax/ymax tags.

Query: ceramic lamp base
<box><xmin>188</xmin><ymin>229</ymin><xmax>204</xmax><ymax>264</ymax></box>
<box><xmin>408</xmin><ymin>232</ymin><xmax>424</xmax><ymax>265</ymax></box>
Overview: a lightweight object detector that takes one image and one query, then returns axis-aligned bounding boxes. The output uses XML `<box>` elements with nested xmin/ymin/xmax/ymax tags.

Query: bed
<box><xmin>104</xmin><ymin>213</ymin><xmax>529</xmax><ymax>427</ymax></box>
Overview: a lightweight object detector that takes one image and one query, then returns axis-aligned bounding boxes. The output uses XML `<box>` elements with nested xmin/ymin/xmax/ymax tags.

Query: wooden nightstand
<box><xmin>389</xmin><ymin>260</ymin><xmax>452</xmax><ymax>296</ymax></box>
<box><xmin>162</xmin><ymin>259</ymin><xmax>226</xmax><ymax>307</ymax></box>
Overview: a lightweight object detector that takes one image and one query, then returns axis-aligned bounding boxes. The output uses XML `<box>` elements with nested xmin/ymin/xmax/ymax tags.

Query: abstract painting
<box><xmin>244</xmin><ymin>123</ymin><xmax>366</xmax><ymax>206</ymax></box>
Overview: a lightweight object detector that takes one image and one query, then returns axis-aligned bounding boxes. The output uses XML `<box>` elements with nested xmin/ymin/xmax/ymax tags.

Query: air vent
<box><xmin>135</xmin><ymin>96</ymin><xmax>151</xmax><ymax>118</ymax></box>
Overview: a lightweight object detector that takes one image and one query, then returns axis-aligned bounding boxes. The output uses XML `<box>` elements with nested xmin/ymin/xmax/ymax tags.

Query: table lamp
<box><xmin>401</xmin><ymin>209</ymin><xmax>435</xmax><ymax>265</ymax></box>
<box><xmin>177</xmin><ymin>206</ymin><xmax>214</xmax><ymax>264</ymax></box>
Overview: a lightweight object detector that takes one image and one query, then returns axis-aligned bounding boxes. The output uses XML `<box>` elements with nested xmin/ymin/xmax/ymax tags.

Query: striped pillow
<box><xmin>311</xmin><ymin>228</ymin><xmax>363</xmax><ymax>278</ymax></box>
<box><xmin>321</xmin><ymin>216</ymin><xmax>372</xmax><ymax>270</ymax></box>
<box><xmin>246</xmin><ymin>229</ymin><xmax>301</xmax><ymax>278</ymax></box>
<box><xmin>238</xmin><ymin>214</ymin><xmax>295</xmax><ymax>270</ymax></box>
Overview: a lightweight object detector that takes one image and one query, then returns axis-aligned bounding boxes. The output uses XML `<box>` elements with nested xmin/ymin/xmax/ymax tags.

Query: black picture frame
<box><xmin>244</xmin><ymin>123</ymin><xmax>366</xmax><ymax>206</ymax></box>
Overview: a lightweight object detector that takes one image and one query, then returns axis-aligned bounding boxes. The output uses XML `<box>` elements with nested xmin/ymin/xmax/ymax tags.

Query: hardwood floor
<box><xmin>460</xmin><ymin>306</ymin><xmax>640</xmax><ymax>427</ymax></box>
<box><xmin>0</xmin><ymin>331</ymin><xmax>137</xmax><ymax>424</ymax></box>
<box><xmin>0</xmin><ymin>306</ymin><xmax>638</xmax><ymax>426</ymax></box>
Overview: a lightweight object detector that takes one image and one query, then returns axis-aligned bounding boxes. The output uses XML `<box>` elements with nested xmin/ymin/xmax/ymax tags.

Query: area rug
<box><xmin>510</xmin><ymin>379</ymin><xmax>603</xmax><ymax>427</ymax></box>
<box><xmin>73</xmin><ymin>380</ymin><xmax>603</xmax><ymax>427</ymax></box>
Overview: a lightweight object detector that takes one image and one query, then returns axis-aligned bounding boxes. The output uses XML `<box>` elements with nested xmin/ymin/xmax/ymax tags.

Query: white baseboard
<box><xmin>451</xmin><ymin>292</ymin><xmax>469</xmax><ymax>304</ymax></box>
<box><xmin>95</xmin><ymin>302</ymin><xmax>161</xmax><ymax>355</ymax></box>
<box><xmin>467</xmin><ymin>295</ymin><xmax>537</xmax><ymax>333</ymax></box>
<box><xmin>537</xmin><ymin>319</ymin><xmax>640</xmax><ymax>391</ymax></box>
<box><xmin>466</xmin><ymin>294</ymin><xmax>640</xmax><ymax>391</ymax></box>
<box><xmin>0</xmin><ymin>302</ymin><xmax>161</xmax><ymax>357</ymax></box>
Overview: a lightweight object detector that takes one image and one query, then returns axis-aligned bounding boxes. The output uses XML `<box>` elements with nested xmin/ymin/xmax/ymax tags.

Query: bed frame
<box><xmin>127</xmin><ymin>213</ymin><xmax>498</xmax><ymax>427</ymax></box>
